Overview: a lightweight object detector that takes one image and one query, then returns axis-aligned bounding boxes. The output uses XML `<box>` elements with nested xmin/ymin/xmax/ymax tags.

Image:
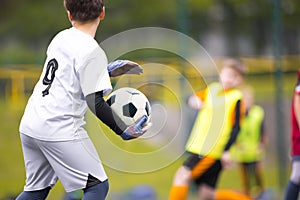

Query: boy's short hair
<box><xmin>64</xmin><ymin>0</ymin><xmax>104</xmax><ymax>22</ymax></box>
<box><xmin>222</xmin><ymin>58</ymin><xmax>247</xmax><ymax>77</ymax></box>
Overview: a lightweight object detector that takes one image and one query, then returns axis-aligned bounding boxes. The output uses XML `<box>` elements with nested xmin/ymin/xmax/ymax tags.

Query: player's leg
<box><xmin>198</xmin><ymin>183</ymin><xmax>215</xmax><ymax>200</ymax></box>
<box><xmin>82</xmin><ymin>180</ymin><xmax>109</xmax><ymax>200</ymax></box>
<box><xmin>194</xmin><ymin>159</ymin><xmax>221</xmax><ymax>200</ymax></box>
<box><xmin>169</xmin><ymin>154</ymin><xmax>218</xmax><ymax>200</ymax></box>
<box><xmin>16</xmin><ymin>134</ymin><xmax>57</xmax><ymax>200</ymax></box>
<box><xmin>215</xmin><ymin>189</ymin><xmax>254</xmax><ymax>200</ymax></box>
<box><xmin>254</xmin><ymin>161</ymin><xmax>264</xmax><ymax>193</ymax></box>
<box><xmin>169</xmin><ymin>166</ymin><xmax>191</xmax><ymax>200</ymax></box>
<box><xmin>284</xmin><ymin>159</ymin><xmax>300</xmax><ymax>200</ymax></box>
<box><xmin>240</xmin><ymin>163</ymin><xmax>251</xmax><ymax>195</ymax></box>
<box><xmin>40</xmin><ymin>137</ymin><xmax>108</xmax><ymax>198</ymax></box>
<box><xmin>16</xmin><ymin>187</ymin><xmax>51</xmax><ymax>200</ymax></box>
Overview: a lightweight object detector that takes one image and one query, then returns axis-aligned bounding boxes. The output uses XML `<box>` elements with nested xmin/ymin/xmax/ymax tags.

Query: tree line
<box><xmin>0</xmin><ymin>0</ymin><xmax>299</xmax><ymax>64</ymax></box>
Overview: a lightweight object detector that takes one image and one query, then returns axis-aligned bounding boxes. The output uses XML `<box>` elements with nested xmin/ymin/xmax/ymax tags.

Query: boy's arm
<box><xmin>221</xmin><ymin>100</ymin><xmax>243</xmax><ymax>168</ymax></box>
<box><xmin>187</xmin><ymin>88</ymin><xmax>207</xmax><ymax>110</ymax></box>
<box><xmin>86</xmin><ymin>91</ymin><xmax>127</xmax><ymax>135</ymax></box>
<box><xmin>223</xmin><ymin>99</ymin><xmax>243</xmax><ymax>151</ymax></box>
<box><xmin>78</xmin><ymin>51</ymin><xmax>148</xmax><ymax>140</ymax></box>
<box><xmin>86</xmin><ymin>91</ymin><xmax>149</xmax><ymax>140</ymax></box>
<box><xmin>260</xmin><ymin>116</ymin><xmax>267</xmax><ymax>145</ymax></box>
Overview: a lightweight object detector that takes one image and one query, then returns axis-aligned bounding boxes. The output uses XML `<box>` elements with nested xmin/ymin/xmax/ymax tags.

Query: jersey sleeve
<box><xmin>195</xmin><ymin>88</ymin><xmax>207</xmax><ymax>101</ymax></box>
<box><xmin>78</xmin><ymin>47</ymin><xmax>112</xmax><ymax>97</ymax></box>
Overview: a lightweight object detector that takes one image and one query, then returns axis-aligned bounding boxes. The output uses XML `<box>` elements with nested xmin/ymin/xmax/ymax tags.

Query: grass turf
<box><xmin>0</xmin><ymin>72</ymin><xmax>296</xmax><ymax>199</ymax></box>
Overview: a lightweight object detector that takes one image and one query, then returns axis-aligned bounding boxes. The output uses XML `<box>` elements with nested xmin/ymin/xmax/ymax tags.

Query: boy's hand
<box><xmin>221</xmin><ymin>151</ymin><xmax>233</xmax><ymax>170</ymax></box>
<box><xmin>188</xmin><ymin>95</ymin><xmax>203</xmax><ymax>110</ymax></box>
<box><xmin>120</xmin><ymin>115</ymin><xmax>150</xmax><ymax>140</ymax></box>
<box><xmin>107</xmin><ymin>60</ymin><xmax>143</xmax><ymax>77</ymax></box>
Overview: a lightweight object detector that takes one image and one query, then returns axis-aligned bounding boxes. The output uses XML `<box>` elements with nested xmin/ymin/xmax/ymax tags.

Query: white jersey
<box><xmin>19</xmin><ymin>27</ymin><xmax>112</xmax><ymax>141</ymax></box>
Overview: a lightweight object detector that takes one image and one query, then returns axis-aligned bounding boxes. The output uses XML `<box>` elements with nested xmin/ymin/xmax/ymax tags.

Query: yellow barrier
<box><xmin>0</xmin><ymin>66</ymin><xmax>41</xmax><ymax>104</ymax></box>
<box><xmin>0</xmin><ymin>56</ymin><xmax>298</xmax><ymax>105</ymax></box>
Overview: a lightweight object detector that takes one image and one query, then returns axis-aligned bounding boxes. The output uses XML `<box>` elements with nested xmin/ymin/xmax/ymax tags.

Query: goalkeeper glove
<box><xmin>120</xmin><ymin>115</ymin><xmax>150</xmax><ymax>140</ymax></box>
<box><xmin>107</xmin><ymin>60</ymin><xmax>143</xmax><ymax>77</ymax></box>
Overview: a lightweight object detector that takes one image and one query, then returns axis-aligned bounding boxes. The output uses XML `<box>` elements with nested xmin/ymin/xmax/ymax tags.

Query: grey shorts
<box><xmin>20</xmin><ymin>133</ymin><xmax>107</xmax><ymax>192</ymax></box>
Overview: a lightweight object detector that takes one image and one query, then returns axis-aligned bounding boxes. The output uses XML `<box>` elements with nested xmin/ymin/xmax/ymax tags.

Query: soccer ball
<box><xmin>106</xmin><ymin>87</ymin><xmax>151</xmax><ymax>126</ymax></box>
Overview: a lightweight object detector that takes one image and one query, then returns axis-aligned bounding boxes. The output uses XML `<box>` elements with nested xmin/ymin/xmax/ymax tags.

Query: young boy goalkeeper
<box><xmin>16</xmin><ymin>0</ymin><xmax>148</xmax><ymax>199</ymax></box>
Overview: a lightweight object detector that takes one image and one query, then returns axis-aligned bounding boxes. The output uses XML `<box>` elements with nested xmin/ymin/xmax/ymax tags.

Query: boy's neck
<box><xmin>73</xmin><ymin>20</ymin><xmax>100</xmax><ymax>38</ymax></box>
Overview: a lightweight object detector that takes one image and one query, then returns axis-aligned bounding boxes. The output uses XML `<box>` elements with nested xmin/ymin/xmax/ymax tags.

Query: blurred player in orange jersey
<box><xmin>169</xmin><ymin>58</ymin><xmax>250</xmax><ymax>200</ymax></box>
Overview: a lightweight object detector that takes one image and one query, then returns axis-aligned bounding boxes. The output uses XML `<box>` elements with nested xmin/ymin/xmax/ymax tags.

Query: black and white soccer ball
<box><xmin>106</xmin><ymin>87</ymin><xmax>151</xmax><ymax>126</ymax></box>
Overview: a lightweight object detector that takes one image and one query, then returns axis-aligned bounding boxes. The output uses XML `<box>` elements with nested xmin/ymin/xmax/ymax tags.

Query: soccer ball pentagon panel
<box><xmin>106</xmin><ymin>87</ymin><xmax>151</xmax><ymax>126</ymax></box>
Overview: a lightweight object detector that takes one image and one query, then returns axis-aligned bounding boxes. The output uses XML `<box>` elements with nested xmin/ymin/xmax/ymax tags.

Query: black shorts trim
<box><xmin>183</xmin><ymin>152</ymin><xmax>222</xmax><ymax>188</ymax></box>
<box><xmin>85</xmin><ymin>174</ymin><xmax>102</xmax><ymax>189</ymax></box>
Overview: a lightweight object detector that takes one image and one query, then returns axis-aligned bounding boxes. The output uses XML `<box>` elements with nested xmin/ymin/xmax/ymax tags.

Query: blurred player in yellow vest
<box><xmin>169</xmin><ymin>58</ymin><xmax>250</xmax><ymax>200</ymax></box>
<box><xmin>230</xmin><ymin>86</ymin><xmax>266</xmax><ymax>196</ymax></box>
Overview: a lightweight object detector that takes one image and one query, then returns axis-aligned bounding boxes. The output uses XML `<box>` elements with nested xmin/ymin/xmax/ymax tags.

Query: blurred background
<box><xmin>0</xmin><ymin>0</ymin><xmax>300</xmax><ymax>199</ymax></box>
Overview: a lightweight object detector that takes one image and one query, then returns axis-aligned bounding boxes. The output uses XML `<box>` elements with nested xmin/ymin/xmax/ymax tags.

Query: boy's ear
<box><xmin>67</xmin><ymin>11</ymin><xmax>73</xmax><ymax>23</ymax></box>
<box><xmin>100</xmin><ymin>7</ymin><xmax>105</xmax><ymax>20</ymax></box>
